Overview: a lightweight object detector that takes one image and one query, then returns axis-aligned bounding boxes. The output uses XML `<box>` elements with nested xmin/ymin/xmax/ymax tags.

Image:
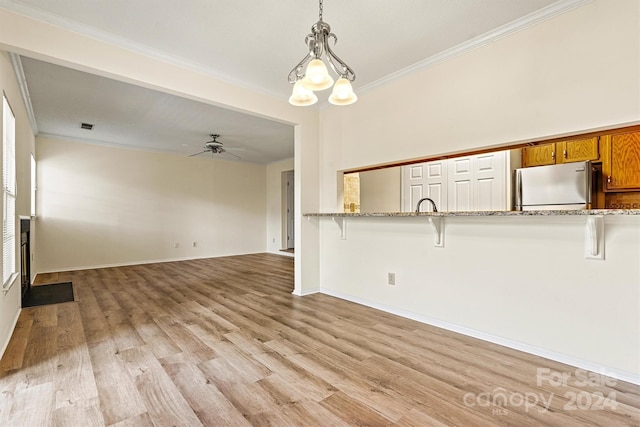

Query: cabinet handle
<box><xmin>607</xmin><ymin>176</ymin><xmax>612</xmax><ymax>184</ymax></box>
<box><xmin>551</xmin><ymin>151</ymin><xmax>555</xmax><ymax>160</ymax></box>
<box><xmin>563</xmin><ymin>149</ymin><xmax>567</xmax><ymax>159</ymax></box>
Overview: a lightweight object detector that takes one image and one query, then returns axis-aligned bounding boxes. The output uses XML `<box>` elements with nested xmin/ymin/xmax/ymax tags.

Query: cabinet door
<box><xmin>558</xmin><ymin>137</ymin><xmax>599</xmax><ymax>163</ymax></box>
<box><xmin>603</xmin><ymin>132</ymin><xmax>640</xmax><ymax>191</ymax></box>
<box><xmin>522</xmin><ymin>143</ymin><xmax>555</xmax><ymax>167</ymax></box>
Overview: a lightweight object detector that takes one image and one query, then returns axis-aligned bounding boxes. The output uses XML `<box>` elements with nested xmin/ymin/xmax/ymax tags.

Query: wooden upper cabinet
<box><xmin>522</xmin><ymin>138</ymin><xmax>599</xmax><ymax>167</ymax></box>
<box><xmin>602</xmin><ymin>131</ymin><xmax>640</xmax><ymax>192</ymax></box>
<box><xmin>557</xmin><ymin>137</ymin><xmax>599</xmax><ymax>164</ymax></box>
<box><xmin>521</xmin><ymin>143</ymin><xmax>555</xmax><ymax>167</ymax></box>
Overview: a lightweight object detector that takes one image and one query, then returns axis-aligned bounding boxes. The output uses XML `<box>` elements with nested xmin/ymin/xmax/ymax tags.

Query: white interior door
<box><xmin>402</xmin><ymin>161</ymin><xmax>447</xmax><ymax>212</ymax></box>
<box><xmin>474</xmin><ymin>152</ymin><xmax>506</xmax><ymax>210</ymax></box>
<box><xmin>403</xmin><ymin>152</ymin><xmax>509</xmax><ymax>213</ymax></box>
<box><xmin>286</xmin><ymin>171</ymin><xmax>294</xmax><ymax>249</ymax></box>
<box><xmin>448</xmin><ymin>156</ymin><xmax>473</xmax><ymax>211</ymax></box>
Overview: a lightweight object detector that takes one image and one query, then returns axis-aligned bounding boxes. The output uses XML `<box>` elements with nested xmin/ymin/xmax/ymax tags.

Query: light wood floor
<box><xmin>1</xmin><ymin>253</ymin><xmax>638</xmax><ymax>426</ymax></box>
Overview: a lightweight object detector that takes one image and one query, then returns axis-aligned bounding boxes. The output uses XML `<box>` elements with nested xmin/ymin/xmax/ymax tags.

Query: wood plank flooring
<box><xmin>1</xmin><ymin>253</ymin><xmax>638</xmax><ymax>426</ymax></box>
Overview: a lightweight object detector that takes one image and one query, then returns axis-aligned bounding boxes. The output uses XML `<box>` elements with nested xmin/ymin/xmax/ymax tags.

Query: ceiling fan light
<box><xmin>329</xmin><ymin>78</ymin><xmax>357</xmax><ymax>105</ymax></box>
<box><xmin>301</xmin><ymin>59</ymin><xmax>334</xmax><ymax>91</ymax></box>
<box><xmin>289</xmin><ymin>80</ymin><xmax>318</xmax><ymax>106</ymax></box>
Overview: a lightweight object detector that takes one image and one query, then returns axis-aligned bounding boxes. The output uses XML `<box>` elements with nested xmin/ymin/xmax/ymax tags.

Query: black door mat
<box><xmin>22</xmin><ymin>282</ymin><xmax>74</xmax><ymax>308</ymax></box>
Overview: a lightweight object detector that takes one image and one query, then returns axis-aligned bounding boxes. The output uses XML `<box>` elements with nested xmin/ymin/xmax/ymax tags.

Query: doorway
<box><xmin>285</xmin><ymin>171</ymin><xmax>294</xmax><ymax>250</ymax></box>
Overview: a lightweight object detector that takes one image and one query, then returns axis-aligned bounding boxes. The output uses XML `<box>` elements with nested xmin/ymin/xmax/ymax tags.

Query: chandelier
<box><xmin>288</xmin><ymin>0</ymin><xmax>357</xmax><ymax>106</ymax></box>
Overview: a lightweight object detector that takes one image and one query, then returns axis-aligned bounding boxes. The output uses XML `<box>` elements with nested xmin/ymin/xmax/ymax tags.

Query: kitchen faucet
<box><xmin>415</xmin><ymin>197</ymin><xmax>438</xmax><ymax>213</ymax></box>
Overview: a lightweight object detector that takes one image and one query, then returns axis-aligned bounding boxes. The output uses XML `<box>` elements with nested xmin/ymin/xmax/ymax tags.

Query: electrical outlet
<box><xmin>388</xmin><ymin>272</ymin><xmax>396</xmax><ymax>285</ymax></box>
<box><xmin>272</xmin><ymin>238</ymin><xmax>275</xmax><ymax>243</ymax></box>
<box><xmin>192</xmin><ymin>241</ymin><xmax>197</xmax><ymax>248</ymax></box>
<box><xmin>174</xmin><ymin>242</ymin><xmax>179</xmax><ymax>248</ymax></box>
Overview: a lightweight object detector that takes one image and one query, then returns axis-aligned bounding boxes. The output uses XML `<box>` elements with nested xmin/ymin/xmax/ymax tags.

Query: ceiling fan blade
<box><xmin>188</xmin><ymin>150</ymin><xmax>208</xmax><ymax>157</ymax></box>
<box><xmin>225</xmin><ymin>151</ymin><xmax>242</xmax><ymax>160</ymax></box>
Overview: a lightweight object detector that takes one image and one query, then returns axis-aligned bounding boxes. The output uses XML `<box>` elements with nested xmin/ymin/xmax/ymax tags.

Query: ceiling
<box><xmin>19</xmin><ymin>57</ymin><xmax>295</xmax><ymax>163</ymax></box>
<box><xmin>2</xmin><ymin>0</ymin><xmax>575</xmax><ymax>163</ymax></box>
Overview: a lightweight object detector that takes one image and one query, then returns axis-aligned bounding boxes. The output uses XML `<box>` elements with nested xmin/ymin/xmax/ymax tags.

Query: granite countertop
<box><xmin>304</xmin><ymin>209</ymin><xmax>640</xmax><ymax>217</ymax></box>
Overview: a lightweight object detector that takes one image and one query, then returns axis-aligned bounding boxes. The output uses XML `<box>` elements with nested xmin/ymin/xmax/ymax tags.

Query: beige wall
<box><xmin>359</xmin><ymin>167</ymin><xmax>401</xmax><ymax>212</ymax></box>
<box><xmin>35</xmin><ymin>136</ymin><xmax>268</xmax><ymax>272</ymax></box>
<box><xmin>0</xmin><ymin>51</ymin><xmax>36</xmax><ymax>357</ymax></box>
<box><xmin>318</xmin><ymin>0</ymin><xmax>640</xmax><ymax>381</ymax></box>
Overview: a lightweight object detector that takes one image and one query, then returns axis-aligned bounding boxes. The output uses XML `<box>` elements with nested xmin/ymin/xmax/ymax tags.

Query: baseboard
<box><xmin>298</xmin><ymin>287</ymin><xmax>320</xmax><ymax>296</ymax></box>
<box><xmin>34</xmin><ymin>251</ymin><xmax>270</xmax><ymax>275</ymax></box>
<box><xmin>319</xmin><ymin>288</ymin><xmax>640</xmax><ymax>386</ymax></box>
<box><xmin>0</xmin><ymin>307</ymin><xmax>21</xmax><ymax>361</ymax></box>
<box><xmin>268</xmin><ymin>250</ymin><xmax>294</xmax><ymax>258</ymax></box>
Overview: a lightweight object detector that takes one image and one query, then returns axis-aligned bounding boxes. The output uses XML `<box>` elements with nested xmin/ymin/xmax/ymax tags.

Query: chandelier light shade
<box><xmin>288</xmin><ymin>0</ymin><xmax>356</xmax><ymax>106</ymax></box>
<box><xmin>289</xmin><ymin>80</ymin><xmax>318</xmax><ymax>106</ymax></box>
<box><xmin>329</xmin><ymin>77</ymin><xmax>357</xmax><ymax>105</ymax></box>
<box><xmin>302</xmin><ymin>59</ymin><xmax>334</xmax><ymax>91</ymax></box>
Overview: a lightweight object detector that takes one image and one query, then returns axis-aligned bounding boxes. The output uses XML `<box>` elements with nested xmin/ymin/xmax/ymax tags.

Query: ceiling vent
<box><xmin>80</xmin><ymin>122</ymin><xmax>94</xmax><ymax>130</ymax></box>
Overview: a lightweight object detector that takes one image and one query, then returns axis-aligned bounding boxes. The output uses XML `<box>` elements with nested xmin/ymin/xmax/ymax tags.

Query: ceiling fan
<box><xmin>189</xmin><ymin>134</ymin><xmax>241</xmax><ymax>159</ymax></box>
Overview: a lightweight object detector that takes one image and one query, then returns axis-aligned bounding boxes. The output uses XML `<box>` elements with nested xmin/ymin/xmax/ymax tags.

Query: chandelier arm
<box><xmin>288</xmin><ymin>53</ymin><xmax>313</xmax><ymax>83</ymax></box>
<box><xmin>324</xmin><ymin>35</ymin><xmax>356</xmax><ymax>81</ymax></box>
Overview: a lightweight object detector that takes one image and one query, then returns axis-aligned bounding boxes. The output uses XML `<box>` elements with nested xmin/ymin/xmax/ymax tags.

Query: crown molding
<box><xmin>2</xmin><ymin>0</ymin><xmax>593</xmax><ymax>105</ymax></box>
<box><xmin>8</xmin><ymin>52</ymin><xmax>38</xmax><ymax>134</ymax></box>
<box><xmin>357</xmin><ymin>0</ymin><xmax>594</xmax><ymax>95</ymax></box>
<box><xmin>0</xmin><ymin>1</ymin><xmax>288</xmax><ymax>101</ymax></box>
<box><xmin>37</xmin><ymin>132</ymin><xmax>187</xmax><ymax>155</ymax></box>
<box><xmin>36</xmin><ymin>132</ymin><xmax>256</xmax><ymax>162</ymax></box>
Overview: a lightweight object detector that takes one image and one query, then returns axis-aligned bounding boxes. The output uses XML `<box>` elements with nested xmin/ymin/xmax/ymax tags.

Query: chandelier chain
<box><xmin>319</xmin><ymin>0</ymin><xmax>323</xmax><ymax>21</ymax></box>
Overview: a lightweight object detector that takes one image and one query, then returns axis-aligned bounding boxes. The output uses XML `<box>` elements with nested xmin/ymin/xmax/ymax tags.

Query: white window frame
<box><xmin>2</xmin><ymin>94</ymin><xmax>17</xmax><ymax>289</ymax></box>
<box><xmin>30</xmin><ymin>153</ymin><xmax>36</xmax><ymax>217</ymax></box>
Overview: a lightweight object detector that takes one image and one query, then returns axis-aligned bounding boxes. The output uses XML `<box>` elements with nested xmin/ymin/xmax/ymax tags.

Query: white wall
<box><xmin>359</xmin><ymin>167</ymin><xmax>401</xmax><ymax>212</ymax></box>
<box><xmin>318</xmin><ymin>0</ymin><xmax>640</xmax><ymax>381</ymax></box>
<box><xmin>0</xmin><ymin>50</ymin><xmax>36</xmax><ymax>358</ymax></box>
<box><xmin>266</xmin><ymin>157</ymin><xmax>294</xmax><ymax>254</ymax></box>
<box><xmin>35</xmin><ymin>136</ymin><xmax>268</xmax><ymax>272</ymax></box>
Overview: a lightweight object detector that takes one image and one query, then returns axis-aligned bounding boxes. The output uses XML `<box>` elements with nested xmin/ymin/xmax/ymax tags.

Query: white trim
<box><xmin>293</xmin><ymin>287</ymin><xmax>320</xmax><ymax>297</ymax></box>
<box><xmin>0</xmin><ymin>307</ymin><xmax>20</xmax><ymax>360</ymax></box>
<box><xmin>8</xmin><ymin>53</ymin><xmax>38</xmax><ymax>135</ymax></box>
<box><xmin>37</xmin><ymin>132</ymin><xmax>198</xmax><ymax>155</ymax></box>
<box><xmin>268</xmin><ymin>250</ymin><xmax>294</xmax><ymax>258</ymax></box>
<box><xmin>34</xmin><ymin>251</ymin><xmax>272</xmax><ymax>275</ymax></box>
<box><xmin>35</xmin><ymin>132</ymin><xmax>264</xmax><ymax>164</ymax></box>
<box><xmin>357</xmin><ymin>0</ymin><xmax>594</xmax><ymax>95</ymax></box>
<box><xmin>0</xmin><ymin>2</ymin><xmax>287</xmax><ymax>101</ymax></box>
<box><xmin>319</xmin><ymin>287</ymin><xmax>640</xmax><ymax>386</ymax></box>
<box><xmin>1</xmin><ymin>0</ymin><xmax>591</xmax><ymax>103</ymax></box>
<box><xmin>1</xmin><ymin>272</ymin><xmax>19</xmax><ymax>293</ymax></box>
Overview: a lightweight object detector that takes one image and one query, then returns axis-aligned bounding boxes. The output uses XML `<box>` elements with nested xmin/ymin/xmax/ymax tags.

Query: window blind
<box><xmin>3</xmin><ymin>95</ymin><xmax>16</xmax><ymax>288</ymax></box>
